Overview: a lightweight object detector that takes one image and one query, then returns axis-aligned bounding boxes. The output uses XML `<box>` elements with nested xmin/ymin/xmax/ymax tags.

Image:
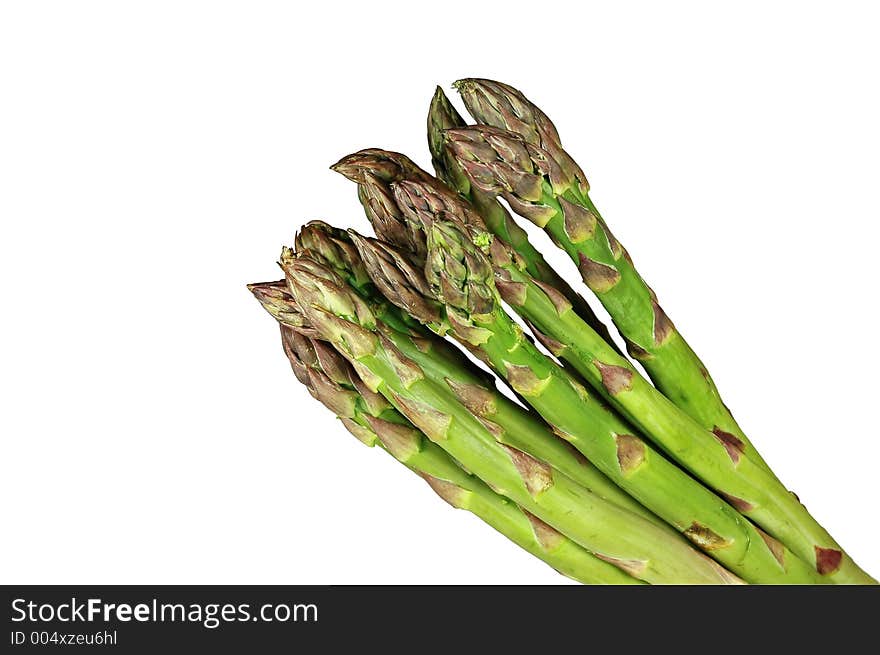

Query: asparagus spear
<box><xmin>428</xmin><ymin>86</ymin><xmax>566</xmax><ymax>288</ymax></box>
<box><xmin>333</xmin><ymin>144</ymin><xmax>622</xmax><ymax>353</ymax></box>
<box><xmin>291</xmin><ymin>221</ymin><xmax>664</xmax><ymax>526</ymax></box>
<box><xmin>268</xmin><ymin>313</ymin><xmax>643</xmax><ymax>585</ymax></box>
<box><xmin>357</xmin><ymin>177</ymin><xmax>841</xmax><ymax>582</ymax></box>
<box><xmin>391</xmin><ymin>177</ymin><xmax>808</xmax><ymax>524</ymax></box>
<box><xmin>450</xmin><ymin>78</ymin><xmax>763</xmax><ymax>469</ymax></box>
<box><xmin>442</xmin><ymin>125</ymin><xmax>875</xmax><ymax>583</ymax></box>
<box><xmin>355</xmin><ymin>221</ymin><xmax>828</xmax><ymax>584</ymax></box>
<box><xmin>327</xmin><ymin>160</ymin><xmax>862</xmax><ymax>582</ymax></box>
<box><xmin>282</xmin><ymin>255</ymin><xmax>742</xmax><ymax>584</ymax></box>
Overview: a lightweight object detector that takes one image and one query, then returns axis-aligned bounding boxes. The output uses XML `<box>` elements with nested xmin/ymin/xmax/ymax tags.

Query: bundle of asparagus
<box><xmin>249</xmin><ymin>79</ymin><xmax>876</xmax><ymax>584</ymax></box>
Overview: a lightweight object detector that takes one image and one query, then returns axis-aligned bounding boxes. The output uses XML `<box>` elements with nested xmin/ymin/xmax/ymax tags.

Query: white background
<box><xmin>2</xmin><ymin>1</ymin><xmax>878</xmax><ymax>584</ymax></box>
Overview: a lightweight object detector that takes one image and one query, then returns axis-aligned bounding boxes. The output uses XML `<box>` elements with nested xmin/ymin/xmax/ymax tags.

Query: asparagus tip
<box><xmin>329</xmin><ymin>153</ymin><xmax>360</xmax><ymax>181</ymax></box>
<box><xmin>247</xmin><ymin>279</ymin><xmax>286</xmax><ymax>301</ymax></box>
<box><xmin>344</xmin><ymin>227</ymin><xmax>371</xmax><ymax>256</ymax></box>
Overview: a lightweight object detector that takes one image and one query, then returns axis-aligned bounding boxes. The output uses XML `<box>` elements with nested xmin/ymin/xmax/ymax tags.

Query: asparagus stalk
<box><xmin>334</xmin><ymin>144</ymin><xmax>622</xmax><ymax>353</ymax></box>
<box><xmin>428</xmin><ymin>87</ymin><xmax>568</xmax><ymax>290</ymax></box>
<box><xmin>282</xmin><ymin>255</ymin><xmax>742</xmax><ymax>584</ymax></box>
<box><xmin>357</xmin><ymin>169</ymin><xmax>857</xmax><ymax>582</ymax></box>
<box><xmin>268</xmin><ymin>314</ymin><xmax>643</xmax><ymax>585</ymax></box>
<box><xmin>391</xmin><ymin>178</ymin><xmax>807</xmax><ymax>521</ymax></box>
<box><xmin>442</xmin><ymin>124</ymin><xmax>875</xmax><ymax>584</ymax></box>
<box><xmin>356</xmin><ymin>210</ymin><xmax>832</xmax><ymax>583</ymax></box>
<box><xmin>292</xmin><ymin>221</ymin><xmax>664</xmax><ymax>526</ymax></box>
<box><xmin>449</xmin><ymin>78</ymin><xmax>762</xmax><ymax>468</ymax></box>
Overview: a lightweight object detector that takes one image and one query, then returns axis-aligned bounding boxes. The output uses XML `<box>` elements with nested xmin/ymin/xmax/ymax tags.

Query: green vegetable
<box><xmin>268</xmin><ymin>307</ymin><xmax>643</xmax><ymax>584</ymax></box>
<box><xmin>293</xmin><ymin>221</ymin><xmax>664</xmax><ymax>526</ymax></box>
<box><xmin>355</xmin><ymin>209</ymin><xmax>830</xmax><ymax>583</ymax></box>
<box><xmin>443</xmin><ymin>122</ymin><xmax>876</xmax><ymax>584</ymax></box>
<box><xmin>450</xmin><ymin>77</ymin><xmax>761</xmax><ymax>467</ymax></box>
<box><xmin>280</xmin><ymin>256</ymin><xmax>743</xmax><ymax>584</ymax></box>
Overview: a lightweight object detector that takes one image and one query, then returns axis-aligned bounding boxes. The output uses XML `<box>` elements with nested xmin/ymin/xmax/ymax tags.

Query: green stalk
<box><xmin>270</xmin><ymin>319</ymin><xmax>642</xmax><ymax>585</ymax></box>
<box><xmin>444</xmin><ymin>124</ymin><xmax>876</xmax><ymax>584</ymax></box>
<box><xmin>293</xmin><ymin>221</ymin><xmax>663</xmax><ymax>526</ymax></box>
<box><xmin>373</xmin><ymin>213</ymin><xmax>830</xmax><ymax>583</ymax></box>
<box><xmin>374</xmin><ymin>307</ymin><xmax>663</xmax><ymax>529</ymax></box>
<box><xmin>450</xmin><ymin>77</ymin><xmax>765</xmax><ymax>470</ymax></box>
<box><xmin>282</xmin><ymin>258</ymin><xmax>743</xmax><ymax>585</ymax></box>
